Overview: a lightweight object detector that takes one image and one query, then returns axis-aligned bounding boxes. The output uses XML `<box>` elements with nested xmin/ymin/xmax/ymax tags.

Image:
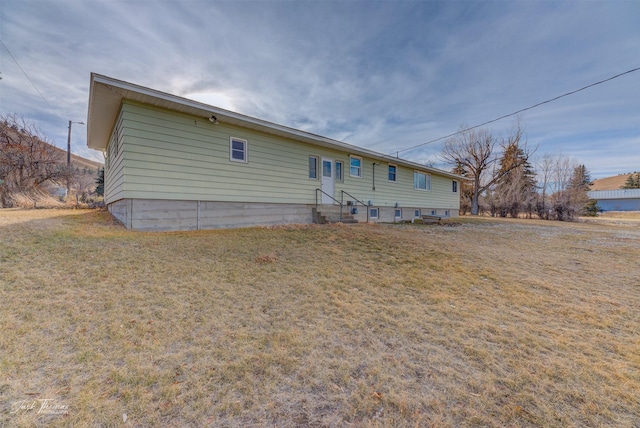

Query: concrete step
<box><xmin>325</xmin><ymin>216</ymin><xmax>356</xmax><ymax>223</ymax></box>
<box><xmin>313</xmin><ymin>207</ymin><xmax>359</xmax><ymax>224</ymax></box>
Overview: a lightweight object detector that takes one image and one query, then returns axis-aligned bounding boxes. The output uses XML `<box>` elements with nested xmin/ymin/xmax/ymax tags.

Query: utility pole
<box><xmin>67</xmin><ymin>120</ymin><xmax>84</xmax><ymax>198</ymax></box>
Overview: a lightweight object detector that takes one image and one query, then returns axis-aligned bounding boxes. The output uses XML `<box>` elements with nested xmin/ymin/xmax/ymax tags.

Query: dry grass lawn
<box><xmin>1</xmin><ymin>209</ymin><xmax>639</xmax><ymax>427</ymax></box>
<box><xmin>593</xmin><ymin>211</ymin><xmax>640</xmax><ymax>221</ymax></box>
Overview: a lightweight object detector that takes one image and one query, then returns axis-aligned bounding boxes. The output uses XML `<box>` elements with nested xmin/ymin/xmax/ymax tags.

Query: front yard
<box><xmin>1</xmin><ymin>209</ymin><xmax>639</xmax><ymax>426</ymax></box>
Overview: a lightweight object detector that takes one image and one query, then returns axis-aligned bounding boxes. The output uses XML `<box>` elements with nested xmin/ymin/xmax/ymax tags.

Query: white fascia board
<box><xmin>87</xmin><ymin>73</ymin><xmax>464</xmax><ymax>180</ymax></box>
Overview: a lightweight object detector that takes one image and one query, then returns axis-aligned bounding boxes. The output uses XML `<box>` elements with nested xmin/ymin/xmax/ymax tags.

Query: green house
<box><xmin>87</xmin><ymin>73</ymin><xmax>462</xmax><ymax>231</ymax></box>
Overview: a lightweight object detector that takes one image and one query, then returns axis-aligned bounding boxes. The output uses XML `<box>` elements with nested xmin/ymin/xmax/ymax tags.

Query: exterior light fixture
<box><xmin>209</xmin><ymin>115</ymin><xmax>218</xmax><ymax>124</ymax></box>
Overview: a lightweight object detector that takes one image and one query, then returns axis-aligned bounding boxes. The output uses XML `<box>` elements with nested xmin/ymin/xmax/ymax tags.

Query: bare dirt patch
<box><xmin>1</xmin><ymin>210</ymin><xmax>639</xmax><ymax>426</ymax></box>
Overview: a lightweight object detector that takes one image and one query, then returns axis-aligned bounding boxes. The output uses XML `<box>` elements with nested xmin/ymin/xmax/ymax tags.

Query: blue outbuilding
<box><xmin>587</xmin><ymin>189</ymin><xmax>640</xmax><ymax>211</ymax></box>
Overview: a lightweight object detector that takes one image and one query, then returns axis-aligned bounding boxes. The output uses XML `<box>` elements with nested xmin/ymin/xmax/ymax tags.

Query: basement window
<box><xmin>230</xmin><ymin>137</ymin><xmax>247</xmax><ymax>163</ymax></box>
<box><xmin>414</xmin><ymin>209</ymin><xmax>421</xmax><ymax>218</ymax></box>
<box><xmin>370</xmin><ymin>208</ymin><xmax>379</xmax><ymax>219</ymax></box>
<box><xmin>394</xmin><ymin>209</ymin><xmax>402</xmax><ymax>219</ymax></box>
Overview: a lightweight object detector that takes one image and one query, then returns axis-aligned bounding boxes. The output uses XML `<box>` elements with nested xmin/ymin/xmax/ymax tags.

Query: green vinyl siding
<box><xmin>104</xmin><ymin>111</ymin><xmax>125</xmax><ymax>204</ymax></box>
<box><xmin>115</xmin><ymin>101</ymin><xmax>326</xmax><ymax>203</ymax></box>
<box><xmin>109</xmin><ymin>101</ymin><xmax>460</xmax><ymax>210</ymax></box>
<box><xmin>336</xmin><ymin>162</ymin><xmax>459</xmax><ymax>210</ymax></box>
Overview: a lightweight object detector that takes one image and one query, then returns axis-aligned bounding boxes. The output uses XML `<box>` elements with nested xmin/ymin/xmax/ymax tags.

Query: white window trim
<box><xmin>369</xmin><ymin>207</ymin><xmax>379</xmax><ymax>219</ymax></box>
<box><xmin>388</xmin><ymin>164</ymin><xmax>397</xmax><ymax>182</ymax></box>
<box><xmin>452</xmin><ymin>180</ymin><xmax>459</xmax><ymax>193</ymax></box>
<box><xmin>309</xmin><ymin>156</ymin><xmax>319</xmax><ymax>180</ymax></box>
<box><xmin>414</xmin><ymin>209</ymin><xmax>421</xmax><ymax>218</ymax></box>
<box><xmin>350</xmin><ymin>155</ymin><xmax>363</xmax><ymax>178</ymax></box>
<box><xmin>413</xmin><ymin>171</ymin><xmax>431</xmax><ymax>191</ymax></box>
<box><xmin>230</xmin><ymin>137</ymin><xmax>248</xmax><ymax>163</ymax></box>
<box><xmin>394</xmin><ymin>208</ymin><xmax>402</xmax><ymax>218</ymax></box>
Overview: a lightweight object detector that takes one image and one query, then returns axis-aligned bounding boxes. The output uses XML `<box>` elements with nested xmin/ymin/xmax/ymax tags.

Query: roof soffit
<box><xmin>87</xmin><ymin>73</ymin><xmax>463</xmax><ymax>179</ymax></box>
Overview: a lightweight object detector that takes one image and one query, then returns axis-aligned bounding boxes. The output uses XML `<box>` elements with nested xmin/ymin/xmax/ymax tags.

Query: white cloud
<box><xmin>1</xmin><ymin>0</ymin><xmax>638</xmax><ymax>178</ymax></box>
<box><xmin>183</xmin><ymin>91</ymin><xmax>235</xmax><ymax>111</ymax></box>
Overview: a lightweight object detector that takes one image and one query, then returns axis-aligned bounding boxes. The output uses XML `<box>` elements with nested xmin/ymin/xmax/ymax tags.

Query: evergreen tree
<box><xmin>570</xmin><ymin>164</ymin><xmax>592</xmax><ymax>191</ymax></box>
<box><xmin>95</xmin><ymin>168</ymin><xmax>104</xmax><ymax>197</ymax></box>
<box><xmin>493</xmin><ymin>142</ymin><xmax>537</xmax><ymax>217</ymax></box>
<box><xmin>583</xmin><ymin>199</ymin><xmax>600</xmax><ymax>216</ymax></box>
<box><xmin>564</xmin><ymin>164</ymin><xmax>592</xmax><ymax>219</ymax></box>
<box><xmin>621</xmin><ymin>172</ymin><xmax>640</xmax><ymax>189</ymax></box>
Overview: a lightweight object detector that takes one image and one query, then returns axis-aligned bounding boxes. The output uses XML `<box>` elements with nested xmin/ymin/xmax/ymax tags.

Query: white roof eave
<box><xmin>87</xmin><ymin>73</ymin><xmax>464</xmax><ymax>180</ymax></box>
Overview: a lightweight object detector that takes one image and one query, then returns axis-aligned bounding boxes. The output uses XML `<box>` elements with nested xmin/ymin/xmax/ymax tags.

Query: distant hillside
<box><xmin>1</xmin><ymin>122</ymin><xmax>102</xmax><ymax>172</ymax></box>
<box><xmin>590</xmin><ymin>174</ymin><xmax>632</xmax><ymax>191</ymax></box>
<box><xmin>49</xmin><ymin>143</ymin><xmax>104</xmax><ymax>172</ymax></box>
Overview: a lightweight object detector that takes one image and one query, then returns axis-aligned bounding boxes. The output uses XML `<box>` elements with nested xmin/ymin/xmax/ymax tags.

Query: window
<box><xmin>445</xmin><ymin>210</ymin><xmax>449</xmax><ymax>217</ymax></box>
<box><xmin>350</xmin><ymin>155</ymin><xmax>362</xmax><ymax>178</ymax></box>
<box><xmin>114</xmin><ymin>125</ymin><xmax>121</xmax><ymax>156</ymax></box>
<box><xmin>336</xmin><ymin>161</ymin><xmax>344</xmax><ymax>182</ymax></box>
<box><xmin>413</xmin><ymin>171</ymin><xmax>431</xmax><ymax>190</ymax></box>
<box><xmin>394</xmin><ymin>209</ymin><xmax>402</xmax><ymax>219</ymax></box>
<box><xmin>309</xmin><ymin>156</ymin><xmax>318</xmax><ymax>179</ymax></box>
<box><xmin>322</xmin><ymin>159</ymin><xmax>332</xmax><ymax>178</ymax></box>
<box><xmin>414</xmin><ymin>209</ymin><xmax>421</xmax><ymax>218</ymax></box>
<box><xmin>370</xmin><ymin>208</ymin><xmax>379</xmax><ymax>219</ymax></box>
<box><xmin>431</xmin><ymin>210</ymin><xmax>436</xmax><ymax>216</ymax></box>
<box><xmin>230</xmin><ymin>137</ymin><xmax>247</xmax><ymax>162</ymax></box>
<box><xmin>452</xmin><ymin>180</ymin><xmax>458</xmax><ymax>193</ymax></box>
<box><xmin>388</xmin><ymin>164</ymin><xmax>397</xmax><ymax>182</ymax></box>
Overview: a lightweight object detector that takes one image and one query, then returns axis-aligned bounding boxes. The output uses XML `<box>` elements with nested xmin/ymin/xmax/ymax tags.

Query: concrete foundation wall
<box><xmin>108</xmin><ymin>198</ymin><xmax>459</xmax><ymax>231</ymax></box>
<box><xmin>108</xmin><ymin>199</ymin><xmax>314</xmax><ymax>231</ymax></box>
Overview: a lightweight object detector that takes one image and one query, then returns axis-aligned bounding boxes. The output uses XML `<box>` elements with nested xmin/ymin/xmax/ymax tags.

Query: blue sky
<box><xmin>1</xmin><ymin>0</ymin><xmax>639</xmax><ymax>178</ymax></box>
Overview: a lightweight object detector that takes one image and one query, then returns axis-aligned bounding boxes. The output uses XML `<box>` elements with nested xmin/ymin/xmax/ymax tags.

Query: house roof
<box><xmin>87</xmin><ymin>73</ymin><xmax>463</xmax><ymax>180</ymax></box>
<box><xmin>588</xmin><ymin>189</ymin><xmax>640</xmax><ymax>200</ymax></box>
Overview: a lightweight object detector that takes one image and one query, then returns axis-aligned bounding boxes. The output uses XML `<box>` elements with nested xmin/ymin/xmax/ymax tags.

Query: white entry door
<box><xmin>321</xmin><ymin>158</ymin><xmax>335</xmax><ymax>204</ymax></box>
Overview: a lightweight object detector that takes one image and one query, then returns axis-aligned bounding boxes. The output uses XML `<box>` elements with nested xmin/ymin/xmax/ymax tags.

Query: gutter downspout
<box><xmin>372</xmin><ymin>162</ymin><xmax>379</xmax><ymax>191</ymax></box>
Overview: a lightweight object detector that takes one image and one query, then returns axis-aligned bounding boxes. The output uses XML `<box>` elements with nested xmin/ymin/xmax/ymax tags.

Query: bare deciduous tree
<box><xmin>548</xmin><ymin>155</ymin><xmax>575</xmax><ymax>220</ymax></box>
<box><xmin>452</xmin><ymin>161</ymin><xmax>474</xmax><ymax>215</ymax></box>
<box><xmin>442</xmin><ymin>120</ymin><xmax>532</xmax><ymax>215</ymax></box>
<box><xmin>535</xmin><ymin>153</ymin><xmax>557</xmax><ymax>219</ymax></box>
<box><xmin>534</xmin><ymin>153</ymin><xmax>592</xmax><ymax>221</ymax></box>
<box><xmin>1</xmin><ymin>114</ymin><xmax>101</xmax><ymax>208</ymax></box>
<box><xmin>0</xmin><ymin>114</ymin><xmax>65</xmax><ymax>206</ymax></box>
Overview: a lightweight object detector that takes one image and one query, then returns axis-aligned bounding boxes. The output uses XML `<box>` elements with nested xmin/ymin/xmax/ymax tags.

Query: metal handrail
<box><xmin>341</xmin><ymin>190</ymin><xmax>367</xmax><ymax>207</ymax></box>
<box><xmin>315</xmin><ymin>188</ymin><xmax>343</xmax><ymax>223</ymax></box>
<box><xmin>340</xmin><ymin>190</ymin><xmax>370</xmax><ymax>223</ymax></box>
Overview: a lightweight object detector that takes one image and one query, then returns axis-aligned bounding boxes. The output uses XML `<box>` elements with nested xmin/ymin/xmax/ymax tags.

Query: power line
<box><xmin>394</xmin><ymin>66</ymin><xmax>640</xmax><ymax>156</ymax></box>
<box><xmin>0</xmin><ymin>39</ymin><xmax>52</xmax><ymax>107</ymax></box>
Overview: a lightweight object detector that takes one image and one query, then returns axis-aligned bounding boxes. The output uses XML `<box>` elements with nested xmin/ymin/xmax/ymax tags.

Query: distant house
<box><xmin>588</xmin><ymin>189</ymin><xmax>640</xmax><ymax>212</ymax></box>
<box><xmin>87</xmin><ymin>74</ymin><xmax>462</xmax><ymax>231</ymax></box>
